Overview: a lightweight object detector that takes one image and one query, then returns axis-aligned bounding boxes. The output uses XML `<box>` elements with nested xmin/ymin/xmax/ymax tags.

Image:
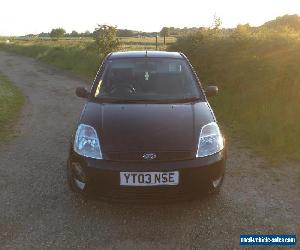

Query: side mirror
<box><xmin>205</xmin><ymin>85</ymin><xmax>218</xmax><ymax>98</ymax></box>
<box><xmin>76</xmin><ymin>87</ymin><xmax>89</xmax><ymax>98</ymax></box>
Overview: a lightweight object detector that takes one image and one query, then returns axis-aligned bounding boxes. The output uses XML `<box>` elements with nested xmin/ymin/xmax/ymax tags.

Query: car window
<box><xmin>93</xmin><ymin>58</ymin><xmax>204</xmax><ymax>103</ymax></box>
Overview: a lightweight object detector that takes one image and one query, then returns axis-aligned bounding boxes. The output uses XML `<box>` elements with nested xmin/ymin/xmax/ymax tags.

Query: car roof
<box><xmin>109</xmin><ymin>51</ymin><xmax>183</xmax><ymax>59</ymax></box>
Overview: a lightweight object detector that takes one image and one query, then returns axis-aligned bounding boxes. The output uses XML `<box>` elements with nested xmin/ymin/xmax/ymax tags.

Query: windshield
<box><xmin>93</xmin><ymin>58</ymin><xmax>203</xmax><ymax>103</ymax></box>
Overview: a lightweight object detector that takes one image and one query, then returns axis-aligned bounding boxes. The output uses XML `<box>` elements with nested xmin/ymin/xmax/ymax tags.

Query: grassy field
<box><xmin>1</xmin><ymin>30</ymin><xmax>300</xmax><ymax>162</ymax></box>
<box><xmin>0</xmin><ymin>73</ymin><xmax>24</xmax><ymax>140</ymax></box>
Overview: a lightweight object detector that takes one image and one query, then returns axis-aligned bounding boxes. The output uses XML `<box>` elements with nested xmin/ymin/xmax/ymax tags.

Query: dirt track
<box><xmin>0</xmin><ymin>51</ymin><xmax>299</xmax><ymax>249</ymax></box>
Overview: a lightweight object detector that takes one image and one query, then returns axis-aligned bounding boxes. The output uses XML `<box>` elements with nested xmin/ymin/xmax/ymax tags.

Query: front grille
<box><xmin>103</xmin><ymin>151</ymin><xmax>195</xmax><ymax>162</ymax></box>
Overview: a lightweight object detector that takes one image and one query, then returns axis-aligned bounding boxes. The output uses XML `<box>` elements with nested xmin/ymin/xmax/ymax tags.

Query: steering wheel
<box><xmin>110</xmin><ymin>85</ymin><xmax>136</xmax><ymax>95</ymax></box>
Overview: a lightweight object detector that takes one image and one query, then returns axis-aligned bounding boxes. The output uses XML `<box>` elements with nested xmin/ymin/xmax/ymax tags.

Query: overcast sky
<box><xmin>0</xmin><ymin>0</ymin><xmax>299</xmax><ymax>36</ymax></box>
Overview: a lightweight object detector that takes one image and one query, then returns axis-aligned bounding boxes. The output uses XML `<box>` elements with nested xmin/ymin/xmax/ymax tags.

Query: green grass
<box><xmin>0</xmin><ymin>73</ymin><xmax>24</xmax><ymax>140</ymax></box>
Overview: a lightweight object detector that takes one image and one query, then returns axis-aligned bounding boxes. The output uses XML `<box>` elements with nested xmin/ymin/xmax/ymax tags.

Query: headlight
<box><xmin>196</xmin><ymin>122</ymin><xmax>224</xmax><ymax>157</ymax></box>
<box><xmin>74</xmin><ymin>124</ymin><xmax>102</xmax><ymax>159</ymax></box>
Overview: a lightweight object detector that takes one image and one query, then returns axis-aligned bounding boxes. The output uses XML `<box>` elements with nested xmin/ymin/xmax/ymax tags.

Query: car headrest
<box><xmin>110</xmin><ymin>68</ymin><xmax>133</xmax><ymax>84</ymax></box>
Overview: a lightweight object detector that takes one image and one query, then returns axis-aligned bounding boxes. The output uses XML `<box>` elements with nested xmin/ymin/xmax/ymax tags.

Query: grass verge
<box><xmin>0</xmin><ymin>73</ymin><xmax>24</xmax><ymax>140</ymax></box>
<box><xmin>0</xmin><ymin>40</ymin><xmax>100</xmax><ymax>78</ymax></box>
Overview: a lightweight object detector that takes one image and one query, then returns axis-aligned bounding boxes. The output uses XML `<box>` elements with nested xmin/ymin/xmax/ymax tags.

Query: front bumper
<box><xmin>68</xmin><ymin>149</ymin><xmax>226</xmax><ymax>200</ymax></box>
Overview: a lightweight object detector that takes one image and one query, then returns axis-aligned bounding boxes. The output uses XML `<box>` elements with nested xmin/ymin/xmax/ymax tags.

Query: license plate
<box><xmin>120</xmin><ymin>171</ymin><xmax>179</xmax><ymax>186</ymax></box>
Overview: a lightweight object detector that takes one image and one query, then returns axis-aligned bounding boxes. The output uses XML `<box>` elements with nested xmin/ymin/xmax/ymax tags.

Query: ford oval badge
<box><xmin>142</xmin><ymin>153</ymin><xmax>157</xmax><ymax>160</ymax></box>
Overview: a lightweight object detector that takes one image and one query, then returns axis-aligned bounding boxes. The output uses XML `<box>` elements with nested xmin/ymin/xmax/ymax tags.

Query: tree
<box><xmin>70</xmin><ymin>30</ymin><xmax>79</xmax><ymax>37</ymax></box>
<box><xmin>93</xmin><ymin>25</ymin><xmax>120</xmax><ymax>56</ymax></box>
<box><xmin>262</xmin><ymin>14</ymin><xmax>300</xmax><ymax>32</ymax></box>
<box><xmin>206</xmin><ymin>14</ymin><xmax>222</xmax><ymax>38</ymax></box>
<box><xmin>50</xmin><ymin>28</ymin><xmax>66</xmax><ymax>39</ymax></box>
<box><xmin>38</xmin><ymin>32</ymin><xmax>50</xmax><ymax>38</ymax></box>
<box><xmin>117</xmin><ymin>29</ymin><xmax>135</xmax><ymax>37</ymax></box>
<box><xmin>84</xmin><ymin>30</ymin><xmax>91</xmax><ymax>37</ymax></box>
<box><xmin>212</xmin><ymin>14</ymin><xmax>222</xmax><ymax>30</ymax></box>
<box><xmin>231</xmin><ymin>24</ymin><xmax>252</xmax><ymax>40</ymax></box>
<box><xmin>160</xmin><ymin>27</ymin><xmax>169</xmax><ymax>45</ymax></box>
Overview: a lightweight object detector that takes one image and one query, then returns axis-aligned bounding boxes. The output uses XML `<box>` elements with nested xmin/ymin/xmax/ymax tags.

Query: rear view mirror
<box><xmin>205</xmin><ymin>86</ymin><xmax>218</xmax><ymax>98</ymax></box>
<box><xmin>76</xmin><ymin>87</ymin><xmax>89</xmax><ymax>98</ymax></box>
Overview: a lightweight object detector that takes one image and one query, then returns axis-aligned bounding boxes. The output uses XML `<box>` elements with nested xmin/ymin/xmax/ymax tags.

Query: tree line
<box><xmin>26</xmin><ymin>14</ymin><xmax>300</xmax><ymax>40</ymax></box>
<box><xmin>23</xmin><ymin>14</ymin><xmax>300</xmax><ymax>61</ymax></box>
<box><xmin>31</xmin><ymin>28</ymin><xmax>158</xmax><ymax>39</ymax></box>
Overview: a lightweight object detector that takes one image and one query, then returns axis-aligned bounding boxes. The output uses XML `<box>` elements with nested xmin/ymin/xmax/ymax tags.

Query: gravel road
<box><xmin>0</xmin><ymin>51</ymin><xmax>299</xmax><ymax>249</ymax></box>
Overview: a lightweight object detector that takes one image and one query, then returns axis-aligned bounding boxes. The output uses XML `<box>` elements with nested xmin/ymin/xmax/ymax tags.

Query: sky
<box><xmin>0</xmin><ymin>0</ymin><xmax>299</xmax><ymax>36</ymax></box>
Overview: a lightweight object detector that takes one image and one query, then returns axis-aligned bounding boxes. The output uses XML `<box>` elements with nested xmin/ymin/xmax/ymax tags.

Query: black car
<box><xmin>67</xmin><ymin>51</ymin><xmax>226</xmax><ymax>200</ymax></box>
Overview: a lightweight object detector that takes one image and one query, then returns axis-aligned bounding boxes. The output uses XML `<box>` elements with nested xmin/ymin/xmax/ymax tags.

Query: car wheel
<box><xmin>67</xmin><ymin>160</ymin><xmax>89</xmax><ymax>195</ymax></box>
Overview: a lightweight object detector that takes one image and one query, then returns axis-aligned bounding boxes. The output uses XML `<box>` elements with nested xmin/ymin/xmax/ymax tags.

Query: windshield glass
<box><xmin>93</xmin><ymin>58</ymin><xmax>203</xmax><ymax>103</ymax></box>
